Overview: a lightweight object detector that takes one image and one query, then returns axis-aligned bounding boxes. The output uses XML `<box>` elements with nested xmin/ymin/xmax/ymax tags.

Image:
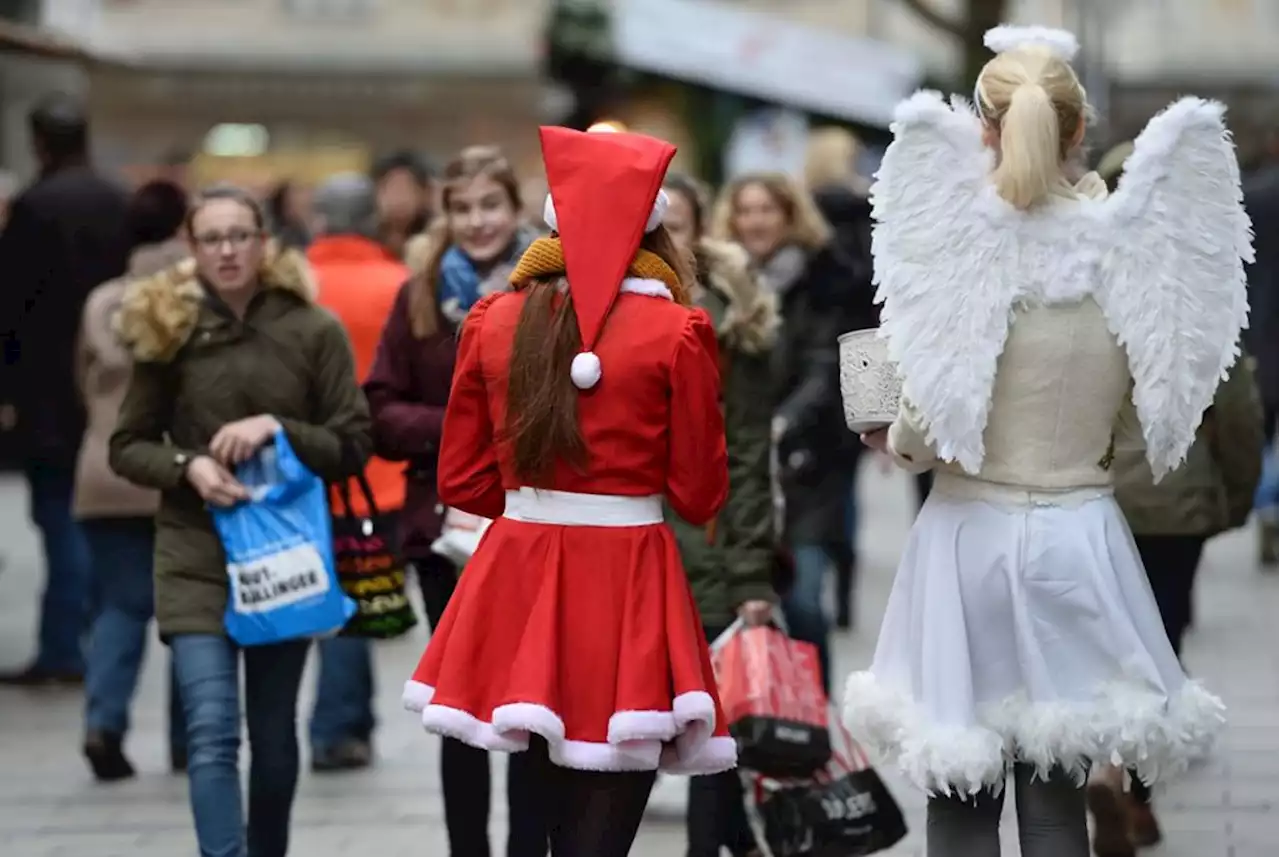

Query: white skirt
<box><xmin>842</xmin><ymin>474</ymin><xmax>1226</xmax><ymax>797</ymax></box>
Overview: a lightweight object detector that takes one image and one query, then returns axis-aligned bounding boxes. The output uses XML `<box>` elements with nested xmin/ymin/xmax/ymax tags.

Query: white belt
<box><xmin>932</xmin><ymin>473</ymin><xmax>1113</xmax><ymax>510</ymax></box>
<box><xmin>502</xmin><ymin>488</ymin><xmax>663</xmax><ymax>527</ymax></box>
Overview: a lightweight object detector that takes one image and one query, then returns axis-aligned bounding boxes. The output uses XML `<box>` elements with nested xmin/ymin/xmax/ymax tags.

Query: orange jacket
<box><xmin>308</xmin><ymin>235</ymin><xmax>409</xmax><ymax>516</ymax></box>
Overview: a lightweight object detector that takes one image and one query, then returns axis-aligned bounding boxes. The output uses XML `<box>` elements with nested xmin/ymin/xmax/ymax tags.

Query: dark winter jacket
<box><xmin>362</xmin><ymin>280</ymin><xmax>458</xmax><ymax>561</ymax></box>
<box><xmin>108</xmin><ymin>250</ymin><xmax>372</xmax><ymax>637</ymax></box>
<box><xmin>0</xmin><ymin>165</ymin><xmax>130</xmax><ymax>465</ymax></box>
<box><xmin>1115</xmin><ymin>356</ymin><xmax>1264</xmax><ymax>537</ymax></box>
<box><xmin>769</xmin><ymin>243</ymin><xmax>875</xmax><ymax>546</ymax></box>
<box><xmin>1242</xmin><ymin>166</ymin><xmax>1277</xmax><ymax>432</ymax></box>
<box><xmin>665</xmin><ymin>238</ymin><xmax>779</xmax><ymax>627</ymax></box>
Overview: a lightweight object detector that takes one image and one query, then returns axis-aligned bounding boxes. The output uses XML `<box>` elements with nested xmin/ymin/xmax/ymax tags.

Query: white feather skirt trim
<box><xmin>841</xmin><ymin>478</ymin><xmax>1226</xmax><ymax>796</ymax></box>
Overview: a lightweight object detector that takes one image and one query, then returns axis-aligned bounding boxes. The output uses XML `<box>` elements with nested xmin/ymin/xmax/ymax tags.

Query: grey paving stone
<box><xmin>0</xmin><ymin>465</ymin><xmax>1275</xmax><ymax>856</ymax></box>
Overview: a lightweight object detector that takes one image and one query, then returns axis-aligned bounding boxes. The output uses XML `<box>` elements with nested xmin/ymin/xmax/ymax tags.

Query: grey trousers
<box><xmin>926</xmin><ymin>765</ymin><xmax>1090</xmax><ymax>857</ymax></box>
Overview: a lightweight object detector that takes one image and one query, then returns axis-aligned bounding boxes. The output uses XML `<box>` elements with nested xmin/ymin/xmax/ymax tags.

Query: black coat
<box><xmin>1243</xmin><ymin>166</ymin><xmax>1278</xmax><ymax>432</ymax></box>
<box><xmin>0</xmin><ymin>165</ymin><xmax>130</xmax><ymax>465</ymax></box>
<box><xmin>773</xmin><ymin>243</ymin><xmax>876</xmax><ymax>546</ymax></box>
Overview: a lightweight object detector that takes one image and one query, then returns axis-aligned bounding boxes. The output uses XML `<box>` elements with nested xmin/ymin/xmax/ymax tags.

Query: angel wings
<box><xmin>871</xmin><ymin>91</ymin><xmax>1253</xmax><ymax>480</ymax></box>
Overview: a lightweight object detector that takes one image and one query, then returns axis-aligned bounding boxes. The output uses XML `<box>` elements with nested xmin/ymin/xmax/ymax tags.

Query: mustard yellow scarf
<box><xmin>510</xmin><ymin>236</ymin><xmax>690</xmax><ymax>306</ymax></box>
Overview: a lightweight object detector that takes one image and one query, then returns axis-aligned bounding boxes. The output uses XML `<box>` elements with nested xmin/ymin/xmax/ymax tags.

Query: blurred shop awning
<box><xmin>0</xmin><ymin>18</ymin><xmax>90</xmax><ymax>61</ymax></box>
<box><xmin>610</xmin><ymin>0</ymin><xmax>923</xmax><ymax>128</ymax></box>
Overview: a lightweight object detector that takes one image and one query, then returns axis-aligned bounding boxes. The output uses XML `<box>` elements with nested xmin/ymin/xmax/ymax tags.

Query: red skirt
<box><xmin>403</xmin><ymin>505</ymin><xmax>737</xmax><ymax>774</ymax></box>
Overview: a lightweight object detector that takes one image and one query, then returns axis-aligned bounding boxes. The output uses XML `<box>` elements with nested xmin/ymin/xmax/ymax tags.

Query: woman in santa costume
<box><xmin>403</xmin><ymin>125</ymin><xmax>736</xmax><ymax>855</ymax></box>
<box><xmin>845</xmin><ymin>25</ymin><xmax>1248</xmax><ymax>857</ymax></box>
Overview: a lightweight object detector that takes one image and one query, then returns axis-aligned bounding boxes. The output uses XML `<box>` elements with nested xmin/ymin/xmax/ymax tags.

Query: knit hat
<box><xmin>537</xmin><ymin>125</ymin><xmax>676</xmax><ymax>390</ymax></box>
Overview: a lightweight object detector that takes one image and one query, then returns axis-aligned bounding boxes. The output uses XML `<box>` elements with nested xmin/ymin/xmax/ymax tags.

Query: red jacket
<box><xmin>307</xmin><ymin>235</ymin><xmax>408</xmax><ymax>516</ymax></box>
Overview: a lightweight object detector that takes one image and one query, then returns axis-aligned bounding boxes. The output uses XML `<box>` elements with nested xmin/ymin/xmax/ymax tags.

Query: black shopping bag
<box><xmin>744</xmin><ymin>719</ymin><xmax>908</xmax><ymax>857</ymax></box>
<box><xmin>332</xmin><ymin>474</ymin><xmax>417</xmax><ymax>639</ymax></box>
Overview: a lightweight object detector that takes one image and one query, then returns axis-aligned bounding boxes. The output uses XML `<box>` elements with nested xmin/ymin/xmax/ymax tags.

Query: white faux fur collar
<box><xmin>620</xmin><ymin>277</ymin><xmax>673</xmax><ymax>300</ymax></box>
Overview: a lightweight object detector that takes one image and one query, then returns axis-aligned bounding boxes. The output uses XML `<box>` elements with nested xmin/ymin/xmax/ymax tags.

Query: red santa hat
<box><xmin>538</xmin><ymin>125</ymin><xmax>677</xmax><ymax>390</ymax></box>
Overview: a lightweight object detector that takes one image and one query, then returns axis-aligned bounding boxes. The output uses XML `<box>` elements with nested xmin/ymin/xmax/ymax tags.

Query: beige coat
<box><xmin>73</xmin><ymin>239</ymin><xmax>189</xmax><ymax>519</ymax></box>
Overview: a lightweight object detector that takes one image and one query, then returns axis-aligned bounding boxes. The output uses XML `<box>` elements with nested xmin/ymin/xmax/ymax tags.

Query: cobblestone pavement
<box><xmin>1</xmin><ymin>467</ymin><xmax>1275</xmax><ymax>856</ymax></box>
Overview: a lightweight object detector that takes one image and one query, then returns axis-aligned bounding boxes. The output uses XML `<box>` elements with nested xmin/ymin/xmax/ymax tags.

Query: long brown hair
<box><xmin>408</xmin><ymin>145</ymin><xmax>522</xmax><ymax>338</ymax></box>
<box><xmin>504</xmin><ymin>224</ymin><xmax>693</xmax><ymax>485</ymax></box>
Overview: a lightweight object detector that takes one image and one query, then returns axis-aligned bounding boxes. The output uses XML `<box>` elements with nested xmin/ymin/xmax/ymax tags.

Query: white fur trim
<box><xmin>608</xmin><ymin>710</ymin><xmax>678</xmax><ymax>743</ymax></box>
<box><xmin>402</xmin><ymin>679</ymin><xmax>434</xmax><ymax>712</ymax></box>
<box><xmin>842</xmin><ymin>671</ymin><xmax>1226</xmax><ymax>797</ymax></box>
<box><xmin>619</xmin><ymin>277</ymin><xmax>673</xmax><ymax>300</ymax></box>
<box><xmin>660</xmin><ymin>736</ymin><xmax>739</xmax><ymax>775</ymax></box>
<box><xmin>871</xmin><ymin>91</ymin><xmax>1249</xmax><ymax>479</ymax></box>
<box><xmin>543</xmin><ymin>189</ymin><xmax>670</xmax><ymax>236</ymax></box>
<box><xmin>984</xmin><ymin>25</ymin><xmax>1080</xmax><ymax>60</ymax></box>
<box><xmin>570</xmin><ymin>351</ymin><xmax>601</xmax><ymax>390</ymax></box>
<box><xmin>493</xmin><ymin>701</ymin><xmax>567</xmax><ymax>742</ymax></box>
<box><xmin>409</xmin><ymin>685</ymin><xmax>737</xmax><ymax>774</ymax></box>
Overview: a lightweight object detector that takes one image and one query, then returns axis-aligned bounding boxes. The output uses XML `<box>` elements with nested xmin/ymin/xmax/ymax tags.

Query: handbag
<box><xmin>711</xmin><ymin>620</ymin><xmax>831</xmax><ymax>778</ymax></box>
<box><xmin>744</xmin><ymin>719</ymin><xmax>908</xmax><ymax>857</ymax></box>
<box><xmin>332</xmin><ymin>473</ymin><xmax>417</xmax><ymax>639</ymax></box>
<box><xmin>212</xmin><ymin>429</ymin><xmax>356</xmax><ymax>646</ymax></box>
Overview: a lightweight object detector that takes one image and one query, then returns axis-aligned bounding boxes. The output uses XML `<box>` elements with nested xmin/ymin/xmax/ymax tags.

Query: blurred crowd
<box><xmin>0</xmin><ymin>87</ymin><xmax>1274</xmax><ymax>857</ymax></box>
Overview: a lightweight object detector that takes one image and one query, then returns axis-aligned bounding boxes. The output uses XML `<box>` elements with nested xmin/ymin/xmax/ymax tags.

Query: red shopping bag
<box><xmin>712</xmin><ymin>624</ymin><xmax>831</xmax><ymax>777</ymax></box>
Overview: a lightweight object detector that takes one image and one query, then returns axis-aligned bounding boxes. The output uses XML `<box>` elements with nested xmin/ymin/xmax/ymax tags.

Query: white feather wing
<box><xmin>1097</xmin><ymin>97</ymin><xmax>1253</xmax><ymax>480</ymax></box>
<box><xmin>871</xmin><ymin>91</ymin><xmax>1014</xmax><ymax>474</ymax></box>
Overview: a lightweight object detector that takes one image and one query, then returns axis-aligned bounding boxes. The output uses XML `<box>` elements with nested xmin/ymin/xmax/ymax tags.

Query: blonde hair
<box><xmin>710</xmin><ymin>172</ymin><xmax>832</xmax><ymax>252</ymax></box>
<box><xmin>976</xmin><ymin>48</ymin><xmax>1088</xmax><ymax>209</ymax></box>
<box><xmin>408</xmin><ymin>145</ymin><xmax>522</xmax><ymax>338</ymax></box>
<box><xmin>804</xmin><ymin>127</ymin><xmax>862</xmax><ymax>190</ymax></box>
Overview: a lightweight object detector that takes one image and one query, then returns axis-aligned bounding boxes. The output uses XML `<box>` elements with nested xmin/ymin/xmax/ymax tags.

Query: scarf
<box><xmin>509</xmin><ymin>236</ymin><xmax>689</xmax><ymax>305</ymax></box>
<box><xmin>438</xmin><ymin>227</ymin><xmax>537</xmax><ymax>325</ymax></box>
<box><xmin>756</xmin><ymin>243</ymin><xmax>808</xmax><ymax>297</ymax></box>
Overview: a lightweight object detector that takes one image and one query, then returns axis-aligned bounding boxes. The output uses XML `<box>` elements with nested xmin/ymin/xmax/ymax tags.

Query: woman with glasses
<box><xmin>109</xmin><ymin>184</ymin><xmax>371</xmax><ymax>857</ymax></box>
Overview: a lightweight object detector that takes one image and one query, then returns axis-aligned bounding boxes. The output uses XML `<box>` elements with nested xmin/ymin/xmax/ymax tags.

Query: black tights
<box><xmin>419</xmin><ymin>559</ymin><xmax>656</xmax><ymax>857</ymax></box>
<box><xmin>420</xmin><ymin>559</ymin><xmax>545</xmax><ymax>857</ymax></box>
<box><xmin>524</xmin><ymin>736</ymin><xmax>656</xmax><ymax>857</ymax></box>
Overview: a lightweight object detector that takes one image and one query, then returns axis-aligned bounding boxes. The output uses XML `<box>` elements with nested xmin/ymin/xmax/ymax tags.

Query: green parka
<box><xmin>665</xmin><ymin>238</ymin><xmax>779</xmax><ymax>630</ymax></box>
<box><xmin>108</xmin><ymin>250</ymin><xmax>372</xmax><ymax>637</ymax></box>
<box><xmin>1114</xmin><ymin>356</ymin><xmax>1263</xmax><ymax>536</ymax></box>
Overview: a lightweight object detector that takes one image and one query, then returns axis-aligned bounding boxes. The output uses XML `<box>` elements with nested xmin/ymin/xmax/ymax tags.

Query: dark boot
<box><xmin>83</xmin><ymin>731</ymin><xmax>136</xmax><ymax>782</ymax></box>
<box><xmin>0</xmin><ymin>664</ymin><xmax>83</xmax><ymax>687</ymax></box>
<box><xmin>311</xmin><ymin>738</ymin><xmax>373</xmax><ymax>772</ymax></box>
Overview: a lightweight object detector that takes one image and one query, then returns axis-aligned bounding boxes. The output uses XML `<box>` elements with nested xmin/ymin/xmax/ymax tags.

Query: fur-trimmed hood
<box><xmin>699</xmin><ymin>237</ymin><xmax>779</xmax><ymax>355</ymax></box>
<box><xmin>115</xmin><ymin>248</ymin><xmax>317</xmax><ymax>363</ymax></box>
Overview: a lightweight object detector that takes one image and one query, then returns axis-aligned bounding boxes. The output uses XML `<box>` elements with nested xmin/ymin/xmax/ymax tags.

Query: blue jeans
<box><xmin>781</xmin><ymin>543</ymin><xmax>832</xmax><ymax>694</ymax></box>
<box><xmin>1255</xmin><ymin>441</ymin><xmax>1278</xmax><ymax>511</ymax></box>
<box><xmin>26</xmin><ymin>462</ymin><xmax>91</xmax><ymax>673</ymax></box>
<box><xmin>83</xmin><ymin>518</ymin><xmax>184</xmax><ymax>751</ymax></box>
<box><xmin>309</xmin><ymin>636</ymin><xmax>375</xmax><ymax>751</ymax></box>
<box><xmin>172</xmin><ymin>634</ymin><xmax>310</xmax><ymax>857</ymax></box>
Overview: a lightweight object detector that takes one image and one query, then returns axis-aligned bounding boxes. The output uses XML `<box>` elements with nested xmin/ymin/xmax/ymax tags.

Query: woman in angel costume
<box><xmin>846</xmin><ymin>25</ymin><xmax>1250</xmax><ymax>857</ymax></box>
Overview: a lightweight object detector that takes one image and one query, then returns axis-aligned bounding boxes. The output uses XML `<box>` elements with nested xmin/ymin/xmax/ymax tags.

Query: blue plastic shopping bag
<box><xmin>212</xmin><ymin>429</ymin><xmax>355</xmax><ymax>646</ymax></box>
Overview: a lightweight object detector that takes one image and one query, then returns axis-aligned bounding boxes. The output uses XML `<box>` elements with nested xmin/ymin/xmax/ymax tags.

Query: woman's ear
<box><xmin>1071</xmin><ymin>114</ymin><xmax>1087</xmax><ymax>149</ymax></box>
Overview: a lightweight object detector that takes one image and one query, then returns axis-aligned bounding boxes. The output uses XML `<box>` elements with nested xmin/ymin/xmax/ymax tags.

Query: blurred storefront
<box><xmin>546</xmin><ymin>0</ymin><xmax>923</xmax><ymax>183</ymax></box>
<box><xmin>46</xmin><ymin>0</ymin><xmax>557</xmax><ymax>187</ymax></box>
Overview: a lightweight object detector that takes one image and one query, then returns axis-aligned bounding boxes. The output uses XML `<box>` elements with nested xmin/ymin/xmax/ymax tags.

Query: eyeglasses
<box><xmin>193</xmin><ymin>229</ymin><xmax>261</xmax><ymax>252</ymax></box>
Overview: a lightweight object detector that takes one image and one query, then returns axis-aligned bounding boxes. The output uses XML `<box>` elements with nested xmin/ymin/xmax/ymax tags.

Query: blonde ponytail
<box><xmin>991</xmin><ymin>82</ymin><xmax>1061</xmax><ymax>210</ymax></box>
